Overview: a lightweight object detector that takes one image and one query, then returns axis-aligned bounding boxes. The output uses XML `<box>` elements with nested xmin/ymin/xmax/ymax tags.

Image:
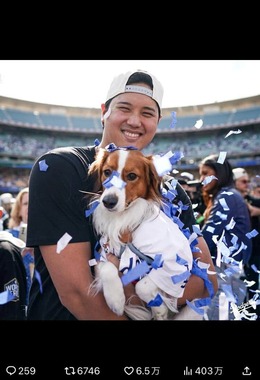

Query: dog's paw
<box><xmin>103</xmin><ymin>277</ymin><xmax>125</xmax><ymax>315</ymax></box>
<box><xmin>99</xmin><ymin>262</ymin><xmax>126</xmax><ymax>316</ymax></box>
<box><xmin>104</xmin><ymin>286</ymin><xmax>125</xmax><ymax>316</ymax></box>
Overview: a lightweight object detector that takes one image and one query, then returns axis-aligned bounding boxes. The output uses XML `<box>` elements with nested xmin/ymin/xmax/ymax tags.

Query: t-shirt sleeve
<box><xmin>27</xmin><ymin>151</ymin><xmax>92</xmax><ymax>247</ymax></box>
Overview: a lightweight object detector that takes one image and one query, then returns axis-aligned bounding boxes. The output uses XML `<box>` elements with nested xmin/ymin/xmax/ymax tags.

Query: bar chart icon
<box><xmin>184</xmin><ymin>367</ymin><xmax>193</xmax><ymax>376</ymax></box>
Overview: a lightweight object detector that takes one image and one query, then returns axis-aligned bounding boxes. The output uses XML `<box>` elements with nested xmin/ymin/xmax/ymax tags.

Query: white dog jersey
<box><xmin>98</xmin><ymin>207</ymin><xmax>193</xmax><ymax>299</ymax></box>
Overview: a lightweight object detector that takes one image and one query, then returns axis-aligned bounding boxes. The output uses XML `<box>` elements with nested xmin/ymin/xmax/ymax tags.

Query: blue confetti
<box><xmin>202</xmin><ymin>175</ymin><xmax>218</xmax><ymax>186</ymax></box>
<box><xmin>39</xmin><ymin>159</ymin><xmax>48</xmax><ymax>171</ymax></box>
<box><xmin>151</xmin><ymin>254</ymin><xmax>164</xmax><ymax>269</ymax></box>
<box><xmin>147</xmin><ymin>293</ymin><xmax>163</xmax><ymax>307</ymax></box>
<box><xmin>34</xmin><ymin>270</ymin><xmax>43</xmax><ymax>294</ymax></box>
<box><xmin>93</xmin><ymin>241</ymin><xmax>101</xmax><ymax>261</ymax></box>
<box><xmin>176</xmin><ymin>254</ymin><xmax>189</xmax><ymax>266</ymax></box>
<box><xmin>121</xmin><ymin>260</ymin><xmax>150</xmax><ymax>286</ymax></box>
<box><xmin>160</xmin><ymin>202</ymin><xmax>172</xmax><ymax>219</ymax></box>
<box><xmin>85</xmin><ymin>200</ymin><xmax>100</xmax><ymax>217</ymax></box>
<box><xmin>23</xmin><ymin>252</ymin><xmax>34</xmax><ymax>304</ymax></box>
<box><xmin>192</xmin><ymin>224</ymin><xmax>201</xmax><ymax>236</ymax></box>
<box><xmin>191</xmin><ymin>260</ymin><xmax>215</xmax><ymax>299</ymax></box>
<box><xmin>169</xmin><ymin>151</ymin><xmax>184</xmax><ymax>165</ymax></box>
<box><xmin>171</xmin><ymin>215</ymin><xmax>184</xmax><ymax>229</ymax></box>
<box><xmin>102</xmin><ymin>171</ymin><xmax>118</xmax><ymax>188</ymax></box>
<box><xmin>251</xmin><ymin>264</ymin><xmax>260</xmax><ymax>273</ymax></box>
<box><xmin>194</xmin><ymin>297</ymin><xmax>211</xmax><ymax>308</ymax></box>
<box><xmin>0</xmin><ymin>290</ymin><xmax>15</xmax><ymax>305</ymax></box>
<box><xmin>170</xmin><ymin>111</ymin><xmax>177</xmax><ymax>129</ymax></box>
<box><xmin>246</xmin><ymin>229</ymin><xmax>259</xmax><ymax>239</ymax></box>
<box><xmin>186</xmin><ymin>300</ymin><xmax>205</xmax><ymax>315</ymax></box>
<box><xmin>172</xmin><ymin>270</ymin><xmax>191</xmax><ymax>284</ymax></box>
<box><xmin>103</xmin><ymin>173</ymin><xmax>126</xmax><ymax>190</ymax></box>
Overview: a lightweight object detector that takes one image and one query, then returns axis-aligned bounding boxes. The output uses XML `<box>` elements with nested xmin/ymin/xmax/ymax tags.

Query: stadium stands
<box><xmin>1</xmin><ymin>95</ymin><xmax>260</xmax><ymax>193</ymax></box>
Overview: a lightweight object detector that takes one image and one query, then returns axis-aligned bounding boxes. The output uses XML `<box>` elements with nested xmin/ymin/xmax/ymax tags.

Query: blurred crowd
<box><xmin>0</xmin><ymin>168</ymin><xmax>29</xmax><ymax>193</ymax></box>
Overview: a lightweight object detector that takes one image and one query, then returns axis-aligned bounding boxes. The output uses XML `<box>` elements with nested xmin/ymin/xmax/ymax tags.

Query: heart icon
<box><xmin>124</xmin><ymin>367</ymin><xmax>134</xmax><ymax>375</ymax></box>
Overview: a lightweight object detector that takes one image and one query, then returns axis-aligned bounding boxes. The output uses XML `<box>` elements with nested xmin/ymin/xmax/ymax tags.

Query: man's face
<box><xmin>235</xmin><ymin>175</ymin><xmax>250</xmax><ymax>197</ymax></box>
<box><xmin>101</xmin><ymin>91</ymin><xmax>160</xmax><ymax>151</ymax></box>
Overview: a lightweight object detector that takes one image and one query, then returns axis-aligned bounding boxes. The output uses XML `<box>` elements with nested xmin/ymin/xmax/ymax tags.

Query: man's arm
<box><xmin>40</xmin><ymin>242</ymin><xmax>129</xmax><ymax>320</ymax></box>
<box><xmin>177</xmin><ymin>236</ymin><xmax>218</xmax><ymax>306</ymax></box>
<box><xmin>247</xmin><ymin>203</ymin><xmax>260</xmax><ymax>217</ymax></box>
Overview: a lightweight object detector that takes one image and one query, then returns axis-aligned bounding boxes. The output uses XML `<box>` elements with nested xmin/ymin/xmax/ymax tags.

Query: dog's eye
<box><xmin>103</xmin><ymin>169</ymin><xmax>112</xmax><ymax>177</ymax></box>
<box><xmin>127</xmin><ymin>173</ymin><xmax>137</xmax><ymax>181</ymax></box>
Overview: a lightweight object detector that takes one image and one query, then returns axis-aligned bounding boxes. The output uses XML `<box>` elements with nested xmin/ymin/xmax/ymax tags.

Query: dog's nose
<box><xmin>102</xmin><ymin>194</ymin><xmax>118</xmax><ymax>209</ymax></box>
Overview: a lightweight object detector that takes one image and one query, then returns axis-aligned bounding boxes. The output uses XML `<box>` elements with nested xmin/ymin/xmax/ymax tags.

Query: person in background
<box><xmin>0</xmin><ymin>206</ymin><xmax>6</xmax><ymax>231</ymax></box>
<box><xmin>248</xmin><ymin>177</ymin><xmax>260</xmax><ymax>199</ymax></box>
<box><xmin>0</xmin><ymin>229</ymin><xmax>27</xmax><ymax>320</ymax></box>
<box><xmin>233</xmin><ymin>170</ymin><xmax>260</xmax><ymax>316</ymax></box>
<box><xmin>8</xmin><ymin>187</ymin><xmax>29</xmax><ymax>238</ymax></box>
<box><xmin>7</xmin><ymin>187</ymin><xmax>34</xmax><ymax>306</ymax></box>
<box><xmin>232</xmin><ymin>167</ymin><xmax>250</xmax><ymax>198</ymax></box>
<box><xmin>232</xmin><ymin>168</ymin><xmax>260</xmax><ymax>217</ymax></box>
<box><xmin>199</xmin><ymin>155</ymin><xmax>252</xmax><ymax>319</ymax></box>
<box><xmin>0</xmin><ymin>193</ymin><xmax>15</xmax><ymax>230</ymax></box>
<box><xmin>201</xmin><ymin>157</ymin><xmax>252</xmax><ymax>265</ymax></box>
<box><xmin>27</xmin><ymin>69</ymin><xmax>217</xmax><ymax>320</ymax></box>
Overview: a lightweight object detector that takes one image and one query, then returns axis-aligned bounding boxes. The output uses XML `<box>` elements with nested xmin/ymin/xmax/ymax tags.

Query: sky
<box><xmin>0</xmin><ymin>60</ymin><xmax>260</xmax><ymax>109</ymax></box>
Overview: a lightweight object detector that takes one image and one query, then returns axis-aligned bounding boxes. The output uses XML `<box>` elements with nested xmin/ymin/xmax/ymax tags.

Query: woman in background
<box><xmin>8</xmin><ymin>187</ymin><xmax>29</xmax><ymax>237</ymax></box>
<box><xmin>199</xmin><ymin>155</ymin><xmax>252</xmax><ymax>266</ymax></box>
<box><xmin>199</xmin><ymin>154</ymin><xmax>253</xmax><ymax>319</ymax></box>
<box><xmin>8</xmin><ymin>187</ymin><xmax>34</xmax><ymax>305</ymax></box>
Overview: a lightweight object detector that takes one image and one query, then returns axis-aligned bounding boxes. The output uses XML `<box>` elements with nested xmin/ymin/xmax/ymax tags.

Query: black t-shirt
<box><xmin>0</xmin><ymin>240</ymin><xmax>27</xmax><ymax>320</ymax></box>
<box><xmin>26</xmin><ymin>147</ymin><xmax>197</xmax><ymax>320</ymax></box>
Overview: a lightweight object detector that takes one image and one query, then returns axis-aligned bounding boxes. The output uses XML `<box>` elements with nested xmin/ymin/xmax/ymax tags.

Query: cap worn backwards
<box><xmin>232</xmin><ymin>167</ymin><xmax>248</xmax><ymax>180</ymax></box>
<box><xmin>105</xmin><ymin>70</ymin><xmax>164</xmax><ymax>109</ymax></box>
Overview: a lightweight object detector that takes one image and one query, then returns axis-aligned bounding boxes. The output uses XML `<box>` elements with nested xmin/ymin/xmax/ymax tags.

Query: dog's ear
<box><xmin>88</xmin><ymin>149</ymin><xmax>110</xmax><ymax>193</ymax></box>
<box><xmin>145</xmin><ymin>155</ymin><xmax>162</xmax><ymax>203</ymax></box>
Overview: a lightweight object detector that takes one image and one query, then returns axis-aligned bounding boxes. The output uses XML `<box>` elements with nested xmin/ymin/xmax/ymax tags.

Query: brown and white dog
<box><xmin>87</xmin><ymin>146</ymin><xmax>193</xmax><ymax>320</ymax></box>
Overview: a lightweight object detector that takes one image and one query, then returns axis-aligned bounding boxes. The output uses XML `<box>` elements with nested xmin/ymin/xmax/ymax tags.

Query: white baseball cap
<box><xmin>0</xmin><ymin>193</ymin><xmax>15</xmax><ymax>205</ymax></box>
<box><xmin>105</xmin><ymin>70</ymin><xmax>164</xmax><ymax>109</ymax></box>
<box><xmin>232</xmin><ymin>167</ymin><xmax>248</xmax><ymax>180</ymax></box>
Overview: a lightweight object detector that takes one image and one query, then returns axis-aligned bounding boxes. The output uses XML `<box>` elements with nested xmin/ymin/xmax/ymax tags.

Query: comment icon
<box><xmin>6</xmin><ymin>366</ymin><xmax>17</xmax><ymax>376</ymax></box>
